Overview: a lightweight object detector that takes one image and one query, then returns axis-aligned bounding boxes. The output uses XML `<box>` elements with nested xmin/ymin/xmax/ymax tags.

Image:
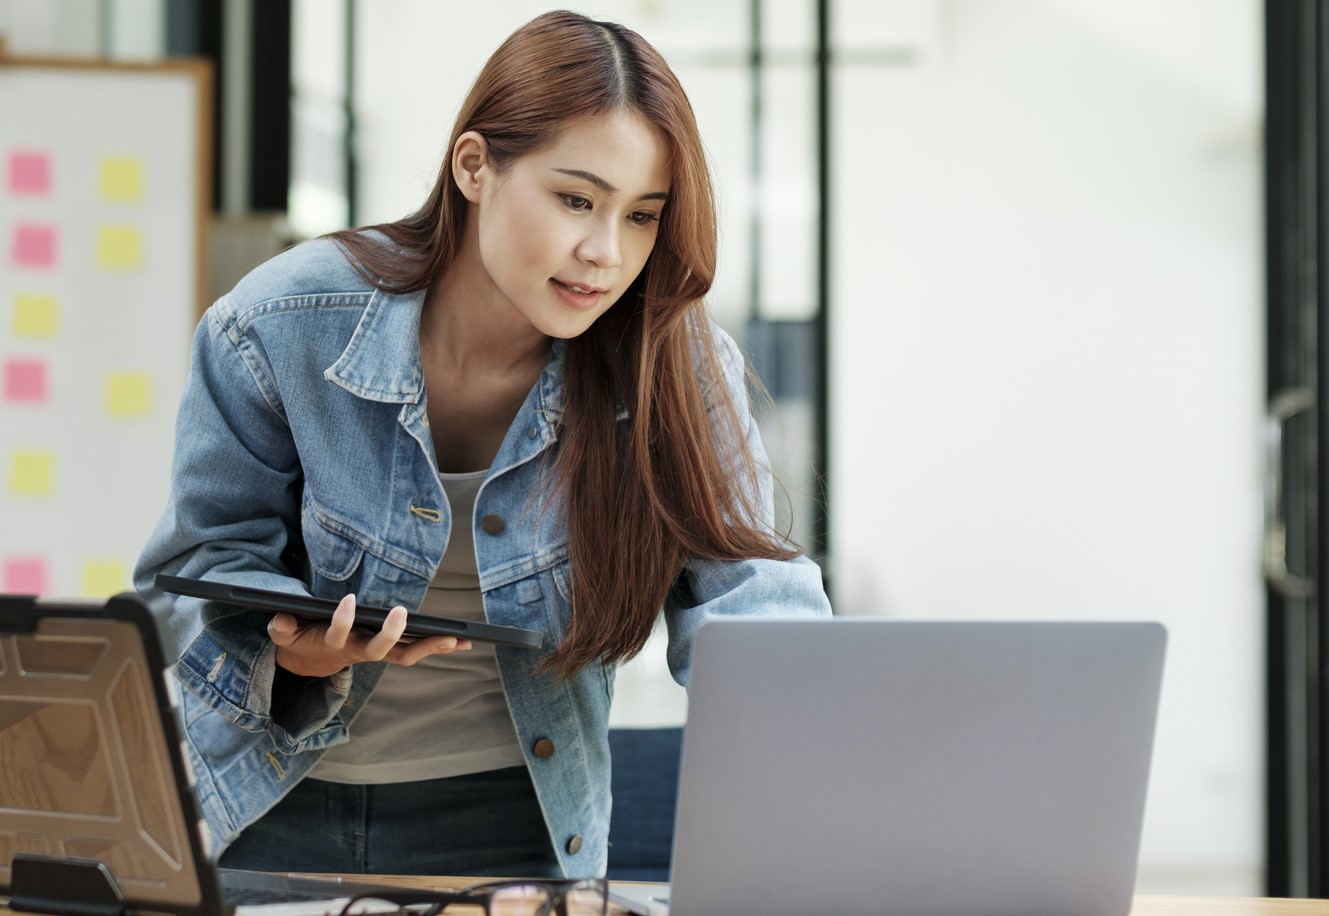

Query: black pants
<box><xmin>218</xmin><ymin>766</ymin><xmax>561</xmax><ymax>876</ymax></box>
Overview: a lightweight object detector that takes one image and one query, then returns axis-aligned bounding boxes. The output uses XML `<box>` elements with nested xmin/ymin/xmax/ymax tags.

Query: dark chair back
<box><xmin>606</xmin><ymin>726</ymin><xmax>684</xmax><ymax>882</ymax></box>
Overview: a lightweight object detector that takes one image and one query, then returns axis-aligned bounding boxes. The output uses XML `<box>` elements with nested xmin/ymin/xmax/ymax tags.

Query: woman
<box><xmin>135</xmin><ymin>10</ymin><xmax>830</xmax><ymax>878</ymax></box>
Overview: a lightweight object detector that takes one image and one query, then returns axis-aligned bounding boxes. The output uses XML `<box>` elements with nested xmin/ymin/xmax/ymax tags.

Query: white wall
<box><xmin>0</xmin><ymin>0</ymin><xmax>163</xmax><ymax>58</ymax></box>
<box><xmin>0</xmin><ymin>0</ymin><xmax>101</xmax><ymax>55</ymax></box>
<box><xmin>831</xmin><ymin>0</ymin><xmax>1263</xmax><ymax>893</ymax></box>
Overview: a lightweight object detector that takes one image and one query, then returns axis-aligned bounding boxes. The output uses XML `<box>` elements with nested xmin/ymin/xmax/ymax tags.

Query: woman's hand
<box><xmin>266</xmin><ymin>593</ymin><xmax>472</xmax><ymax>678</ymax></box>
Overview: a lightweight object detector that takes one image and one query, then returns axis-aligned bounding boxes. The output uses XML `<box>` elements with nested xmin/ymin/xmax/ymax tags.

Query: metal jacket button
<box><xmin>532</xmin><ymin>738</ymin><xmax>556</xmax><ymax>758</ymax></box>
<box><xmin>566</xmin><ymin>835</ymin><xmax>583</xmax><ymax>855</ymax></box>
<box><xmin>481</xmin><ymin>513</ymin><xmax>505</xmax><ymax>535</ymax></box>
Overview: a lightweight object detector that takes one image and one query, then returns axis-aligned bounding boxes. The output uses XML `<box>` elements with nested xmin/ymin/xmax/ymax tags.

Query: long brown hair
<box><xmin>330</xmin><ymin>10</ymin><xmax>798</xmax><ymax>676</ymax></box>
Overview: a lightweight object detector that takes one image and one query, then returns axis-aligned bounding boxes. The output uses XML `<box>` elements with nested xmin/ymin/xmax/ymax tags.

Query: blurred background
<box><xmin>3</xmin><ymin>0</ymin><xmax>1317</xmax><ymax>901</ymax></box>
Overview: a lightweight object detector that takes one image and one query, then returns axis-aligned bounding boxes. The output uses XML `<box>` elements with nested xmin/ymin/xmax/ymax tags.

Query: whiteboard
<box><xmin>0</xmin><ymin>56</ymin><xmax>211</xmax><ymax>599</ymax></box>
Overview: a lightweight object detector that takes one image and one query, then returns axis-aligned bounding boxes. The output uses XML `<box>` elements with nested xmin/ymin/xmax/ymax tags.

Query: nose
<box><xmin>577</xmin><ymin>218</ymin><xmax>622</xmax><ymax>269</ymax></box>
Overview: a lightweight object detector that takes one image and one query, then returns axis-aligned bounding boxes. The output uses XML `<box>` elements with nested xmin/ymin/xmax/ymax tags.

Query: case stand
<box><xmin>9</xmin><ymin>853</ymin><xmax>128</xmax><ymax>916</ymax></box>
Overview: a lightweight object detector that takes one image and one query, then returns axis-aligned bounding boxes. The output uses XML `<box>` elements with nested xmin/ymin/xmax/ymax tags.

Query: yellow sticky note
<box><xmin>99</xmin><ymin>157</ymin><xmax>144</xmax><ymax>202</ymax></box>
<box><xmin>96</xmin><ymin>226</ymin><xmax>143</xmax><ymax>270</ymax></box>
<box><xmin>7</xmin><ymin>450</ymin><xmax>55</xmax><ymax>496</ymax></box>
<box><xmin>13</xmin><ymin>294</ymin><xmax>59</xmax><ymax>337</ymax></box>
<box><xmin>106</xmin><ymin>372</ymin><xmax>152</xmax><ymax>417</ymax></box>
<box><xmin>80</xmin><ymin>560</ymin><xmax>128</xmax><ymax>598</ymax></box>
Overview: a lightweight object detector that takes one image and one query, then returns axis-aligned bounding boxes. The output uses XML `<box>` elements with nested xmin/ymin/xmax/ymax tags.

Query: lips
<box><xmin>551</xmin><ymin>278</ymin><xmax>606</xmax><ymax>311</ymax></box>
<box><xmin>555</xmin><ymin>279</ymin><xmax>605</xmax><ymax>295</ymax></box>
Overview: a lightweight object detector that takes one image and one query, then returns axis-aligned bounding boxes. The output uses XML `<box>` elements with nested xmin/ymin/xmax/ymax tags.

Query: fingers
<box><xmin>267</xmin><ymin>593</ymin><xmax>476</xmax><ymax>671</ymax></box>
<box><xmin>323</xmin><ymin>593</ymin><xmax>358</xmax><ymax>649</ymax></box>
<box><xmin>362</xmin><ymin>606</ymin><xmax>409</xmax><ymax>660</ymax></box>
<box><xmin>267</xmin><ymin>612</ymin><xmax>298</xmax><ymax>646</ymax></box>
<box><xmin>390</xmin><ymin>635</ymin><xmax>473</xmax><ymax>667</ymax></box>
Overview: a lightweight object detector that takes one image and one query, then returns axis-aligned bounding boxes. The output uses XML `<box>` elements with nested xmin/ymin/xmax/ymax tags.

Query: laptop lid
<box><xmin>0</xmin><ymin>590</ymin><xmax>382</xmax><ymax>916</ymax></box>
<box><xmin>664</xmin><ymin>618</ymin><xmax>1167</xmax><ymax>916</ymax></box>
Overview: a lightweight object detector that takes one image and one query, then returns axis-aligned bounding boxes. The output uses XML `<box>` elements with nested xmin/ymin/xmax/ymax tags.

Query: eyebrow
<box><xmin>552</xmin><ymin>167</ymin><xmax>670</xmax><ymax>202</ymax></box>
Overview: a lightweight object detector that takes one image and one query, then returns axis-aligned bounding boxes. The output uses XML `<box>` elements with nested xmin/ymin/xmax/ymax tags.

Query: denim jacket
<box><xmin>133</xmin><ymin>236</ymin><xmax>831</xmax><ymax>877</ymax></box>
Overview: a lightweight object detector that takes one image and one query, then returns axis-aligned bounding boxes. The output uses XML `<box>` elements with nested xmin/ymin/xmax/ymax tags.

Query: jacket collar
<box><xmin>324</xmin><ymin>286</ymin><xmax>568</xmax><ymax>420</ymax></box>
<box><xmin>323</xmin><ymin>287</ymin><xmax>426</xmax><ymax>403</ymax></box>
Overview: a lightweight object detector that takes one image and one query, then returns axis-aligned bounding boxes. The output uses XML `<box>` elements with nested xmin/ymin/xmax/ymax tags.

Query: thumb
<box><xmin>267</xmin><ymin>612</ymin><xmax>298</xmax><ymax>646</ymax></box>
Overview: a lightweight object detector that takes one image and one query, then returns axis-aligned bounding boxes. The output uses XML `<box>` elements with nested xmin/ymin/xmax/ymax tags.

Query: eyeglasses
<box><xmin>335</xmin><ymin>878</ymin><xmax>609</xmax><ymax>916</ymax></box>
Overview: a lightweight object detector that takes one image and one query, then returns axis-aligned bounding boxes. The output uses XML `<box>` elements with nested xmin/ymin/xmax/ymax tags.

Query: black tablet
<box><xmin>152</xmin><ymin>574</ymin><xmax>545</xmax><ymax>650</ymax></box>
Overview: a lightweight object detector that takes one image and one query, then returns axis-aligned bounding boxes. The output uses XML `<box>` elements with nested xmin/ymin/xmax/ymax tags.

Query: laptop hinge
<box><xmin>9</xmin><ymin>853</ymin><xmax>128</xmax><ymax>916</ymax></box>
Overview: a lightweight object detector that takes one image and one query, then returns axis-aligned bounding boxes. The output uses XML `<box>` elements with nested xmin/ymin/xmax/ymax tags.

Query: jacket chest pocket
<box><xmin>551</xmin><ymin>559</ymin><xmax>574</xmax><ymax>620</ymax></box>
<box><xmin>304</xmin><ymin>516</ymin><xmax>365</xmax><ymax>599</ymax></box>
<box><xmin>300</xmin><ymin>503</ymin><xmax>435</xmax><ymax>610</ymax></box>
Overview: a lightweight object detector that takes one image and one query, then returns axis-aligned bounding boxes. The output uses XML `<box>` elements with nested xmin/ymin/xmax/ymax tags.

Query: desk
<box><xmin>0</xmin><ymin>877</ymin><xmax>1323</xmax><ymax>915</ymax></box>
<box><xmin>1128</xmin><ymin>897</ymin><xmax>1329</xmax><ymax>915</ymax></box>
<box><xmin>311</xmin><ymin>876</ymin><xmax>1329</xmax><ymax>916</ymax></box>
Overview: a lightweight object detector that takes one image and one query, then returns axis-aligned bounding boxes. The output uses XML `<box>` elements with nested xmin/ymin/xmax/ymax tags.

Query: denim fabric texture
<box><xmin>133</xmin><ymin>236</ymin><xmax>832</xmax><ymax>877</ymax></box>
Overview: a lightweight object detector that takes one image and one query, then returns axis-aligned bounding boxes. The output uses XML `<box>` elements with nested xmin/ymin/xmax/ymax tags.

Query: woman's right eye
<box><xmin>558</xmin><ymin>193</ymin><xmax>592</xmax><ymax>212</ymax></box>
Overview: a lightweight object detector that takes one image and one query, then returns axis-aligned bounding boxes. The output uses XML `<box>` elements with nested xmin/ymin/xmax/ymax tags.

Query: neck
<box><xmin>423</xmin><ymin>261</ymin><xmax>551</xmax><ymax>375</ymax></box>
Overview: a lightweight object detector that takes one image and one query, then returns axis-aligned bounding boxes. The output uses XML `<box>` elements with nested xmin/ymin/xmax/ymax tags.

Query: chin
<box><xmin>537</xmin><ymin>314</ymin><xmax>604</xmax><ymax>340</ymax></box>
<box><xmin>544</xmin><ymin>325</ymin><xmax>595</xmax><ymax>341</ymax></box>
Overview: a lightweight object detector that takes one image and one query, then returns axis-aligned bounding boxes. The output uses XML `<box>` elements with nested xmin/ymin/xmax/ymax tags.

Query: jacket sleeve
<box><xmin>662</xmin><ymin>323</ymin><xmax>832</xmax><ymax>687</ymax></box>
<box><xmin>133</xmin><ymin>299</ymin><xmax>352</xmax><ymax>750</ymax></box>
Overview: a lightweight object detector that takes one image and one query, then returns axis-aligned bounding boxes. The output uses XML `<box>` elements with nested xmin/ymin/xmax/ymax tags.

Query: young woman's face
<box><xmin>470</xmin><ymin>110</ymin><xmax>672</xmax><ymax>339</ymax></box>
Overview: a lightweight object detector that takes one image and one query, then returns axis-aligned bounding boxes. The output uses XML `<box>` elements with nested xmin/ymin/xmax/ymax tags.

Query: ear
<box><xmin>452</xmin><ymin>131</ymin><xmax>489</xmax><ymax>204</ymax></box>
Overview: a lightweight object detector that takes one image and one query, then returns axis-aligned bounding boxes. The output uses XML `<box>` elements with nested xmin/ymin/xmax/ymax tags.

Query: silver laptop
<box><xmin>0</xmin><ymin>590</ymin><xmax>395</xmax><ymax>915</ymax></box>
<box><xmin>612</xmin><ymin>617</ymin><xmax>1166</xmax><ymax>916</ymax></box>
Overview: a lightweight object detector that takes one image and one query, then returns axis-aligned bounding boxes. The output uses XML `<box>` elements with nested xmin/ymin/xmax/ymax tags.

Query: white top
<box><xmin>309</xmin><ymin>469</ymin><xmax>526</xmax><ymax>784</ymax></box>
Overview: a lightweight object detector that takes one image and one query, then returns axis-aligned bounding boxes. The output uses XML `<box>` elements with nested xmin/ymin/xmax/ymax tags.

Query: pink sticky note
<box><xmin>12</xmin><ymin>224</ymin><xmax>57</xmax><ymax>268</ymax></box>
<box><xmin>3</xmin><ymin>358</ymin><xmax>48</xmax><ymax>403</ymax></box>
<box><xmin>3</xmin><ymin>556</ymin><xmax>49</xmax><ymax>594</ymax></box>
<box><xmin>7</xmin><ymin>151</ymin><xmax>51</xmax><ymax>194</ymax></box>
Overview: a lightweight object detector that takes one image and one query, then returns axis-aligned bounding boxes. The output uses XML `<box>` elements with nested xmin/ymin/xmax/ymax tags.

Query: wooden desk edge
<box><xmin>1130</xmin><ymin>894</ymin><xmax>1329</xmax><ymax>915</ymax></box>
<box><xmin>306</xmin><ymin>876</ymin><xmax>1329</xmax><ymax>915</ymax></box>
<box><xmin>3</xmin><ymin>876</ymin><xmax>1320</xmax><ymax>915</ymax></box>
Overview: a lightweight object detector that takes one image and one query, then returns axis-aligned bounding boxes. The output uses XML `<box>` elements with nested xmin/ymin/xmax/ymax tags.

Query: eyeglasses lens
<box><xmin>489</xmin><ymin>881</ymin><xmax>606</xmax><ymax>916</ymax></box>
<box><xmin>339</xmin><ymin>901</ymin><xmax>462</xmax><ymax>915</ymax></box>
<box><xmin>339</xmin><ymin>880</ymin><xmax>606</xmax><ymax>916</ymax></box>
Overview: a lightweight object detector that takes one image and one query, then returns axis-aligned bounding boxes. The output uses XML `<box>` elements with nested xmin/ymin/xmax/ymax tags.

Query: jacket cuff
<box><xmin>174</xmin><ymin>624</ymin><xmax>351</xmax><ymax>750</ymax></box>
<box><xmin>267</xmin><ymin>663</ymin><xmax>354</xmax><ymax>747</ymax></box>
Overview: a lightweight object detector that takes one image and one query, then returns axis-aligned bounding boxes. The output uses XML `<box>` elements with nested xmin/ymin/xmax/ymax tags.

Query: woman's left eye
<box><xmin>629</xmin><ymin>211</ymin><xmax>660</xmax><ymax>227</ymax></box>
